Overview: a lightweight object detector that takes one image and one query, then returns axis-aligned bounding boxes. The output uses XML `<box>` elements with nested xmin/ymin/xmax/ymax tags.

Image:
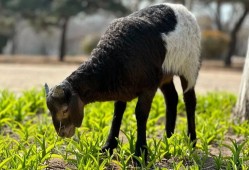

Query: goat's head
<box><xmin>45</xmin><ymin>81</ymin><xmax>84</xmax><ymax>138</ymax></box>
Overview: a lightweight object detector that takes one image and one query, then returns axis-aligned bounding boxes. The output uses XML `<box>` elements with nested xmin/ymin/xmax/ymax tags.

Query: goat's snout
<box><xmin>58</xmin><ymin>124</ymin><xmax>75</xmax><ymax>138</ymax></box>
<box><xmin>58</xmin><ymin>130</ymin><xmax>66</xmax><ymax>138</ymax></box>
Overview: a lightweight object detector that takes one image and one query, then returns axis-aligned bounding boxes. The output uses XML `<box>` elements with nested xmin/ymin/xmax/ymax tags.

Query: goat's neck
<box><xmin>66</xmin><ymin>59</ymin><xmax>112</xmax><ymax>104</ymax></box>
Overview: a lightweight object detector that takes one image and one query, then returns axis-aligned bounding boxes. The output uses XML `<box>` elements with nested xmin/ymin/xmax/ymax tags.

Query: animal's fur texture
<box><xmin>161</xmin><ymin>3</ymin><xmax>201</xmax><ymax>92</ymax></box>
<box><xmin>45</xmin><ymin>3</ymin><xmax>201</xmax><ymax>164</ymax></box>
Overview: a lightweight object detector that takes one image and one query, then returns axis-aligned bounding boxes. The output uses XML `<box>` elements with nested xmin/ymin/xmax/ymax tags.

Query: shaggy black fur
<box><xmin>66</xmin><ymin>5</ymin><xmax>177</xmax><ymax>104</ymax></box>
<box><xmin>47</xmin><ymin>4</ymin><xmax>199</xmax><ymax>164</ymax></box>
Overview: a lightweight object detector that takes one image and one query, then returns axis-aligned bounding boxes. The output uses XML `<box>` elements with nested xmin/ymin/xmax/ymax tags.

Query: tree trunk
<box><xmin>59</xmin><ymin>18</ymin><xmax>69</xmax><ymax>62</ymax></box>
<box><xmin>10</xmin><ymin>18</ymin><xmax>22</xmax><ymax>55</ymax></box>
<box><xmin>225</xmin><ymin>6</ymin><xmax>248</xmax><ymax>67</ymax></box>
<box><xmin>0</xmin><ymin>35</ymin><xmax>8</xmax><ymax>54</ymax></box>
<box><xmin>233</xmin><ymin>37</ymin><xmax>249</xmax><ymax>122</ymax></box>
<box><xmin>216</xmin><ymin>0</ymin><xmax>222</xmax><ymax>31</ymax></box>
<box><xmin>10</xmin><ymin>26</ymin><xmax>17</xmax><ymax>55</ymax></box>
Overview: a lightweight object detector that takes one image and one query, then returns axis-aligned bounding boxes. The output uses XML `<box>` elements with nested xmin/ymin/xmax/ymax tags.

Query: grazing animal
<box><xmin>45</xmin><ymin>3</ymin><xmax>201</xmax><ymax>162</ymax></box>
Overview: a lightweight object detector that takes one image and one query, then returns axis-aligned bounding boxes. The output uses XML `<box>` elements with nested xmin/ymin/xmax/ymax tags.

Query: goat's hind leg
<box><xmin>180</xmin><ymin>76</ymin><xmax>197</xmax><ymax>145</ymax></box>
<box><xmin>101</xmin><ymin>101</ymin><xmax>126</xmax><ymax>154</ymax></box>
<box><xmin>160</xmin><ymin>80</ymin><xmax>178</xmax><ymax>138</ymax></box>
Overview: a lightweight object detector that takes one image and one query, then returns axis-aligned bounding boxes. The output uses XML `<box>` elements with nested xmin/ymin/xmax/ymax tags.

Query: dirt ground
<box><xmin>0</xmin><ymin>55</ymin><xmax>244</xmax><ymax>94</ymax></box>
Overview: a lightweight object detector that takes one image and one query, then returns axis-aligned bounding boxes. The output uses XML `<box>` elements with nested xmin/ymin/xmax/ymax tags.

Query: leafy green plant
<box><xmin>1</xmin><ymin>89</ymin><xmax>249</xmax><ymax>169</ymax></box>
<box><xmin>223</xmin><ymin>139</ymin><xmax>248</xmax><ymax>169</ymax></box>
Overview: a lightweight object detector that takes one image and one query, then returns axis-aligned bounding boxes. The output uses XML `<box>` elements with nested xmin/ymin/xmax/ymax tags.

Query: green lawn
<box><xmin>0</xmin><ymin>89</ymin><xmax>248</xmax><ymax>169</ymax></box>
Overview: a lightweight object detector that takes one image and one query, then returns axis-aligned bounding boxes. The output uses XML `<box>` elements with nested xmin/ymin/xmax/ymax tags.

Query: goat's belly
<box><xmin>100</xmin><ymin>88</ymin><xmax>138</xmax><ymax>102</ymax></box>
<box><xmin>117</xmin><ymin>94</ymin><xmax>138</xmax><ymax>102</ymax></box>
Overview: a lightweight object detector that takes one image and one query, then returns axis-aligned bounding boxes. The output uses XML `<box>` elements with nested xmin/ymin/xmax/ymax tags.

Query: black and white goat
<box><xmin>45</xmin><ymin>3</ymin><xmax>201</xmax><ymax>161</ymax></box>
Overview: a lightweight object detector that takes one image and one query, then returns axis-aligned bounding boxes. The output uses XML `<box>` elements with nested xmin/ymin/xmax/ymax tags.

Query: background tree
<box><xmin>0</xmin><ymin>0</ymin><xmax>52</xmax><ymax>54</ymax></box>
<box><xmin>0</xmin><ymin>0</ymin><xmax>130</xmax><ymax>61</ymax></box>
<box><xmin>0</xmin><ymin>18</ymin><xmax>12</xmax><ymax>54</ymax></box>
<box><xmin>50</xmin><ymin>0</ymin><xmax>85</xmax><ymax>61</ymax></box>
<box><xmin>0</xmin><ymin>0</ymin><xmax>15</xmax><ymax>54</ymax></box>
<box><xmin>234</xmin><ymin>37</ymin><xmax>249</xmax><ymax>122</ymax></box>
<box><xmin>48</xmin><ymin>0</ymin><xmax>129</xmax><ymax>61</ymax></box>
<box><xmin>225</xmin><ymin>1</ymin><xmax>248</xmax><ymax>66</ymax></box>
<box><xmin>203</xmin><ymin>0</ymin><xmax>249</xmax><ymax>66</ymax></box>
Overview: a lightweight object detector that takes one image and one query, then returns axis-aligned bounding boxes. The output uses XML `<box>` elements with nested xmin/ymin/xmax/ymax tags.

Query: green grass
<box><xmin>0</xmin><ymin>89</ymin><xmax>248</xmax><ymax>169</ymax></box>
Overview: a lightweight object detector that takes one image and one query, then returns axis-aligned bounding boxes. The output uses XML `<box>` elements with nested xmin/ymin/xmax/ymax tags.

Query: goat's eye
<box><xmin>62</xmin><ymin>108</ymin><xmax>68</xmax><ymax>115</ymax></box>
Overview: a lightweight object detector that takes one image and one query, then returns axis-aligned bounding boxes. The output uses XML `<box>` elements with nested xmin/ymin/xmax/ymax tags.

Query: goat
<box><xmin>45</xmin><ymin>3</ymin><xmax>201</xmax><ymax>162</ymax></box>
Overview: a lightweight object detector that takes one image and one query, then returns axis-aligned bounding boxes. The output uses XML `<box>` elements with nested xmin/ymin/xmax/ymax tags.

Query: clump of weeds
<box><xmin>1</xmin><ymin>89</ymin><xmax>249</xmax><ymax>169</ymax></box>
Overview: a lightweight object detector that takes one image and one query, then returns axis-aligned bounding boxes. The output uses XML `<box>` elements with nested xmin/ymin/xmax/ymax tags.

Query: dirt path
<box><xmin>0</xmin><ymin>63</ymin><xmax>78</xmax><ymax>92</ymax></box>
<box><xmin>0</xmin><ymin>57</ymin><xmax>243</xmax><ymax>94</ymax></box>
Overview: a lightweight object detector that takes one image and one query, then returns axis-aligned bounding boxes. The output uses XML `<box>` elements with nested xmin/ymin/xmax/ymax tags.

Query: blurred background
<box><xmin>0</xmin><ymin>0</ymin><xmax>248</xmax><ymax>92</ymax></box>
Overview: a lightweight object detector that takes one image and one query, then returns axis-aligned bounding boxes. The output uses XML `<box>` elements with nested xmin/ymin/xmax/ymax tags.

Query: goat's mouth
<box><xmin>57</xmin><ymin>124</ymin><xmax>75</xmax><ymax>138</ymax></box>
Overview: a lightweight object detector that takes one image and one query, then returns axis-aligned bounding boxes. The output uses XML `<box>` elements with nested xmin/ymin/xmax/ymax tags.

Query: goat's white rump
<box><xmin>161</xmin><ymin>3</ymin><xmax>201</xmax><ymax>92</ymax></box>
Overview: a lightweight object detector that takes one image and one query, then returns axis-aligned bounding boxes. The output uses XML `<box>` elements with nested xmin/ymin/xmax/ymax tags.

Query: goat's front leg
<box><xmin>180</xmin><ymin>76</ymin><xmax>197</xmax><ymax>145</ymax></box>
<box><xmin>101</xmin><ymin>101</ymin><xmax>126</xmax><ymax>154</ymax></box>
<box><xmin>134</xmin><ymin>90</ymin><xmax>156</xmax><ymax>164</ymax></box>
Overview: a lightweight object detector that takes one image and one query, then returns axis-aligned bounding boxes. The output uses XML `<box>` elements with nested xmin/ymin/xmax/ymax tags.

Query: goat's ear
<box><xmin>45</xmin><ymin>83</ymin><xmax>49</xmax><ymax>96</ymax></box>
<box><xmin>52</xmin><ymin>85</ymin><xmax>65</xmax><ymax>98</ymax></box>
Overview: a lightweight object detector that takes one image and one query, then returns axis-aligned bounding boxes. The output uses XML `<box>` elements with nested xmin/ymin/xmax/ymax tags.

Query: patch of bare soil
<box><xmin>46</xmin><ymin>158</ymin><xmax>66</xmax><ymax>170</ymax></box>
<box><xmin>0</xmin><ymin>55</ymin><xmax>244</xmax><ymax>69</ymax></box>
<box><xmin>0</xmin><ymin>55</ymin><xmax>87</xmax><ymax>65</ymax></box>
<box><xmin>46</xmin><ymin>158</ymin><xmax>76</xmax><ymax>170</ymax></box>
<box><xmin>210</xmin><ymin>133</ymin><xmax>245</xmax><ymax>157</ymax></box>
<box><xmin>0</xmin><ymin>55</ymin><xmax>244</xmax><ymax>94</ymax></box>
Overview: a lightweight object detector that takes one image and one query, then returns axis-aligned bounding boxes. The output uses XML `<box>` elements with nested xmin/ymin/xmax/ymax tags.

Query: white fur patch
<box><xmin>161</xmin><ymin>3</ymin><xmax>201</xmax><ymax>92</ymax></box>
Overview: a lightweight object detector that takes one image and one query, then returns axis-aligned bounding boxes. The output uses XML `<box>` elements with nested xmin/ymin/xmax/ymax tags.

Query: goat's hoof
<box><xmin>132</xmin><ymin>156</ymin><xmax>147</xmax><ymax>168</ymax></box>
<box><xmin>132</xmin><ymin>150</ymin><xmax>148</xmax><ymax>167</ymax></box>
<box><xmin>132</xmin><ymin>158</ymin><xmax>140</xmax><ymax>168</ymax></box>
<box><xmin>100</xmin><ymin>140</ymin><xmax>118</xmax><ymax>155</ymax></box>
<box><xmin>192</xmin><ymin>139</ymin><xmax>197</xmax><ymax>148</ymax></box>
<box><xmin>100</xmin><ymin>145</ymin><xmax>114</xmax><ymax>155</ymax></box>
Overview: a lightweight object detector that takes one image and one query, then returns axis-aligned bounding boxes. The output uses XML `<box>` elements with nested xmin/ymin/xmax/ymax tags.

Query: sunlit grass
<box><xmin>0</xmin><ymin>89</ymin><xmax>248</xmax><ymax>169</ymax></box>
